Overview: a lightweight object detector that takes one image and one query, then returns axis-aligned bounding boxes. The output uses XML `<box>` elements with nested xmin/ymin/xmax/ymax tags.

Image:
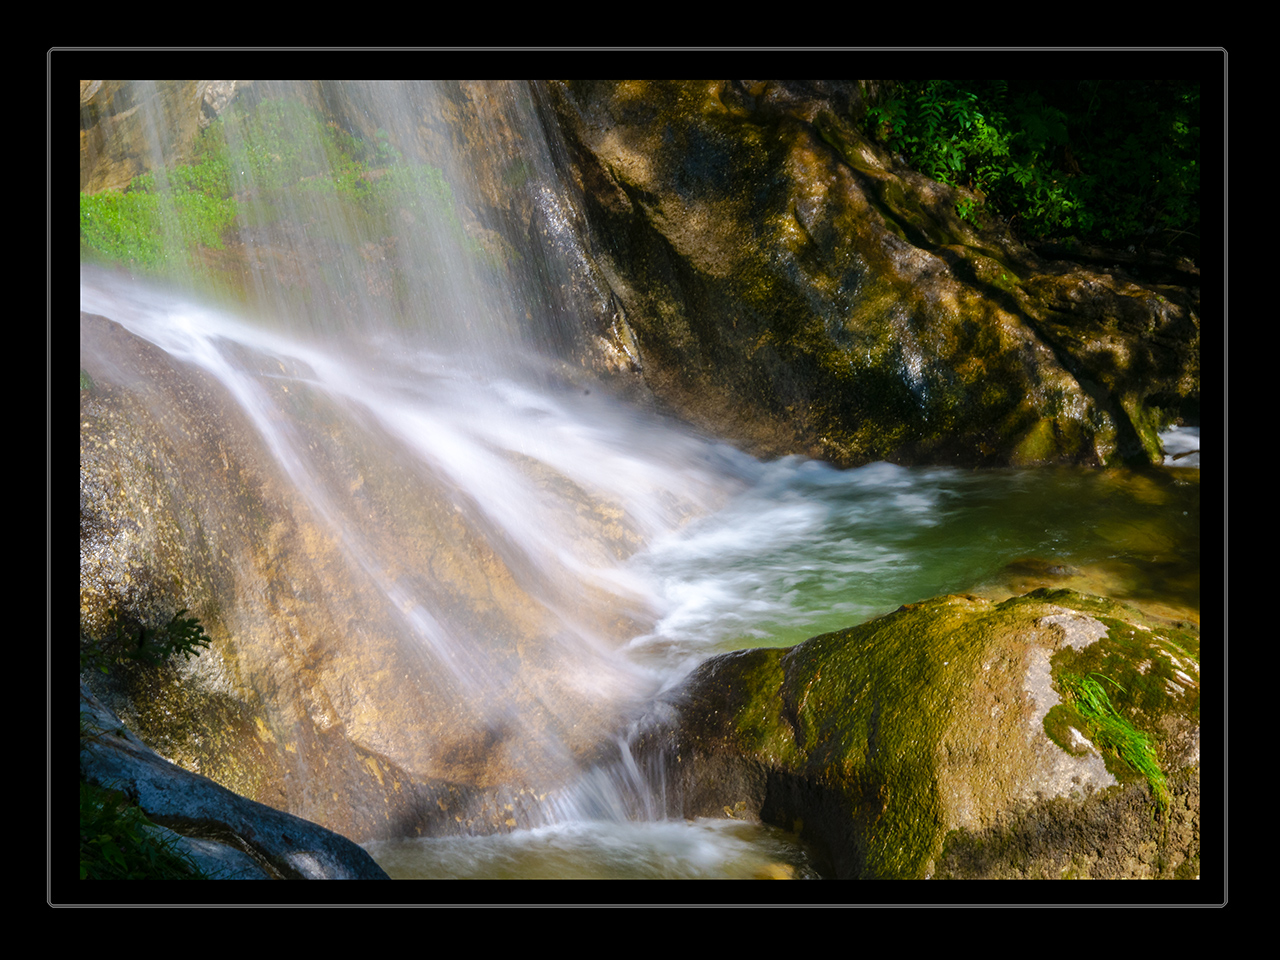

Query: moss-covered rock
<box><xmin>636</xmin><ymin>589</ymin><xmax>1199</xmax><ymax>879</ymax></box>
<box><xmin>545</xmin><ymin>80</ymin><xmax>1199</xmax><ymax>467</ymax></box>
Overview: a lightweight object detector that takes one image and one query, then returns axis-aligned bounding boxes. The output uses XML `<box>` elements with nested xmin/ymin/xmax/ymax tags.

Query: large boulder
<box><xmin>79</xmin><ymin>681</ymin><xmax>390</xmax><ymax>879</ymax></box>
<box><xmin>543</xmin><ymin>80</ymin><xmax>1199</xmax><ymax>467</ymax></box>
<box><xmin>79</xmin><ymin>310</ymin><xmax>641</xmax><ymax>842</ymax></box>
<box><xmin>633</xmin><ymin>589</ymin><xmax>1200</xmax><ymax>879</ymax></box>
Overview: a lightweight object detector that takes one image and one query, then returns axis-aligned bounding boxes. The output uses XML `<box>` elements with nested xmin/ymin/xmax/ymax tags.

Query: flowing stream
<box><xmin>78</xmin><ymin>81</ymin><xmax>1199</xmax><ymax>880</ymax></box>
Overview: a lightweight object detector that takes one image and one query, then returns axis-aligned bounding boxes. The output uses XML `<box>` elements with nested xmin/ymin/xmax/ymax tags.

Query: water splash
<box><xmin>80</xmin><ymin>260</ymin><xmax>751</xmax><ymax>795</ymax></box>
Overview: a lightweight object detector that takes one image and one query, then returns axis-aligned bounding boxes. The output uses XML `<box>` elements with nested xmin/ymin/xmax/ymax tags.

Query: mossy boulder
<box><xmin>635</xmin><ymin>589</ymin><xmax>1199</xmax><ymax>879</ymax></box>
<box><xmin>545</xmin><ymin>80</ymin><xmax>1199</xmax><ymax>467</ymax></box>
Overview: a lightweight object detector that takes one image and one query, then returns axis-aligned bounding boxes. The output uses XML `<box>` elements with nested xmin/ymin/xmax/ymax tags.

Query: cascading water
<box><xmin>80</xmin><ymin>79</ymin><xmax>780</xmax><ymax>861</ymax></box>
<box><xmin>79</xmin><ymin>263</ymin><xmax>746</xmax><ymax>821</ymax></box>
<box><xmin>79</xmin><ymin>81</ymin><xmax>1199</xmax><ymax>879</ymax></box>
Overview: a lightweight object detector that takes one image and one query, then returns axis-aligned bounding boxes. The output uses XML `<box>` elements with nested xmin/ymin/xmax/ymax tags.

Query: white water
<box><xmin>1160</xmin><ymin>424</ymin><xmax>1200</xmax><ymax>467</ymax></box>
<box><xmin>79</xmin><ymin>266</ymin><xmax>748</xmax><ymax>713</ymax></box>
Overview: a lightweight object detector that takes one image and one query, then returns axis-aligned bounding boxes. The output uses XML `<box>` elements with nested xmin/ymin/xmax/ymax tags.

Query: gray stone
<box><xmin>79</xmin><ymin>682</ymin><xmax>390</xmax><ymax>879</ymax></box>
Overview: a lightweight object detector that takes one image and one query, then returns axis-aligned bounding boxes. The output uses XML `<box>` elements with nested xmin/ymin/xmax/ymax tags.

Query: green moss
<box><xmin>1051</xmin><ymin>614</ymin><xmax>1200</xmax><ymax>724</ymax></box>
<box><xmin>1118</xmin><ymin>395</ymin><xmax>1167</xmax><ymax>466</ymax></box>
<box><xmin>772</xmin><ymin>597</ymin><xmax>996</xmax><ymax>878</ymax></box>
<box><xmin>1009</xmin><ymin>416</ymin><xmax>1059</xmax><ymax>464</ymax></box>
<box><xmin>79</xmin><ymin>95</ymin><xmax>472</xmax><ymax>293</ymax></box>
<box><xmin>1034</xmin><ymin>596</ymin><xmax>1198</xmax><ymax>818</ymax></box>
<box><xmin>718</xmin><ymin>648</ymin><xmax>799</xmax><ymax>766</ymax></box>
<box><xmin>79</xmin><ymin>186</ymin><xmax>237</xmax><ymax>269</ymax></box>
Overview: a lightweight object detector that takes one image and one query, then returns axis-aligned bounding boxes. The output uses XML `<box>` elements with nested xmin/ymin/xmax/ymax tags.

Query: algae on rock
<box><xmin>637</xmin><ymin>589</ymin><xmax>1199</xmax><ymax>879</ymax></box>
<box><xmin>544</xmin><ymin>80</ymin><xmax>1199</xmax><ymax>468</ymax></box>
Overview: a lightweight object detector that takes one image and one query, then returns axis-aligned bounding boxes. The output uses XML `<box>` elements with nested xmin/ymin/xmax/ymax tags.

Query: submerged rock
<box><xmin>635</xmin><ymin>589</ymin><xmax>1200</xmax><ymax>879</ymax></box>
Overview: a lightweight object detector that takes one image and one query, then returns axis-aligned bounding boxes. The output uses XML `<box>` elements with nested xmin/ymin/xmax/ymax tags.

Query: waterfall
<box><xmin>79</xmin><ymin>81</ymin><xmax>1199</xmax><ymax>878</ymax></box>
<box><xmin>80</xmin><ymin>80</ymin><xmax>760</xmax><ymax>837</ymax></box>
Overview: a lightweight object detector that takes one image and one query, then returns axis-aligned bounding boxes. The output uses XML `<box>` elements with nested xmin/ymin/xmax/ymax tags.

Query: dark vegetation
<box><xmin>79</xmin><ymin>611</ymin><xmax>213</xmax><ymax>880</ymax></box>
<box><xmin>861</xmin><ymin>80</ymin><xmax>1201</xmax><ymax>261</ymax></box>
<box><xmin>80</xmin><ymin>607</ymin><xmax>211</xmax><ymax>674</ymax></box>
<box><xmin>78</xmin><ymin>763</ymin><xmax>212</xmax><ymax>880</ymax></box>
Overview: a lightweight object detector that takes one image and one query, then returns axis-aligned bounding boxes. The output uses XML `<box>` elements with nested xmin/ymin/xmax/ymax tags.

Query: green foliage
<box><xmin>862</xmin><ymin>80</ymin><xmax>1200</xmax><ymax>256</ymax></box>
<box><xmin>867</xmin><ymin>81</ymin><xmax>1013</xmax><ymax>197</ymax></box>
<box><xmin>79</xmin><ymin>612</ymin><xmax>214</xmax><ymax>879</ymax></box>
<box><xmin>79</xmin><ymin>176</ymin><xmax>237</xmax><ymax>268</ymax></box>
<box><xmin>80</xmin><ymin>95</ymin><xmax>468</xmax><ymax>273</ymax></box>
<box><xmin>1058</xmin><ymin>671</ymin><xmax>1170</xmax><ymax>815</ymax></box>
<box><xmin>373</xmin><ymin>161</ymin><xmax>456</xmax><ymax>213</ymax></box>
<box><xmin>192</xmin><ymin>97</ymin><xmax>460</xmax><ymax>222</ymax></box>
<box><xmin>80</xmin><ymin>608</ymin><xmax>212</xmax><ymax>674</ymax></box>
<box><xmin>79</xmin><ymin>778</ymin><xmax>209</xmax><ymax>880</ymax></box>
<box><xmin>197</xmin><ymin>98</ymin><xmax>369</xmax><ymax>204</ymax></box>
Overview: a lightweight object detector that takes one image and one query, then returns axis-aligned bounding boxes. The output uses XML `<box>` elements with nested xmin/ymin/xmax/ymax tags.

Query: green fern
<box><xmin>861</xmin><ymin>80</ymin><xmax>1199</xmax><ymax>255</ymax></box>
<box><xmin>81</xmin><ymin>608</ymin><xmax>211</xmax><ymax>673</ymax></box>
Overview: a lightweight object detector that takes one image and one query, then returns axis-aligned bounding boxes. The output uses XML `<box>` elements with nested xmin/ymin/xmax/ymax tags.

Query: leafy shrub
<box><xmin>867</xmin><ymin>80</ymin><xmax>1013</xmax><ymax>194</ymax></box>
<box><xmin>862</xmin><ymin>80</ymin><xmax>1200</xmax><ymax>257</ymax></box>
<box><xmin>80</xmin><ymin>608</ymin><xmax>211</xmax><ymax>674</ymax></box>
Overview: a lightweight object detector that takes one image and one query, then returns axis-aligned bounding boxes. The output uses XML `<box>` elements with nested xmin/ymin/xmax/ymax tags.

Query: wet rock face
<box><xmin>79</xmin><ymin>311</ymin><xmax>638</xmax><ymax>842</ymax></box>
<box><xmin>80</xmin><ymin>80</ymin><xmax>1198</xmax><ymax>467</ymax></box>
<box><xmin>80</xmin><ymin>80</ymin><xmax>258</xmax><ymax>194</ymax></box>
<box><xmin>637</xmin><ymin>590</ymin><xmax>1199</xmax><ymax>879</ymax></box>
<box><xmin>545</xmin><ymin>80</ymin><xmax>1198</xmax><ymax>467</ymax></box>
